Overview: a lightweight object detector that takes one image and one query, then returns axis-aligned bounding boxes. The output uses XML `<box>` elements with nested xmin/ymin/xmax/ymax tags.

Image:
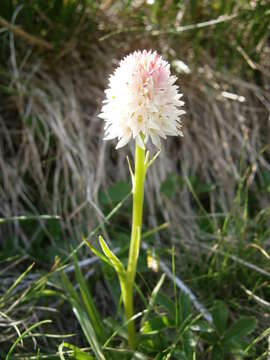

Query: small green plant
<box><xmin>202</xmin><ymin>301</ymin><xmax>257</xmax><ymax>359</ymax></box>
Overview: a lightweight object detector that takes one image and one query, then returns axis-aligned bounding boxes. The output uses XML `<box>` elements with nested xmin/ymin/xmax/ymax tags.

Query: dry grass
<box><xmin>0</xmin><ymin>28</ymin><xmax>269</xmax><ymax>253</ymax></box>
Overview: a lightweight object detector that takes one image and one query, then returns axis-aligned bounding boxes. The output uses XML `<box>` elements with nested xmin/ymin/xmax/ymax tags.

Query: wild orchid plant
<box><xmin>88</xmin><ymin>50</ymin><xmax>185</xmax><ymax>349</ymax></box>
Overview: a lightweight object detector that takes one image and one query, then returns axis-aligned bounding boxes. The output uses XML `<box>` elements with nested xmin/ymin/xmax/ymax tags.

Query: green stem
<box><xmin>124</xmin><ymin>143</ymin><xmax>146</xmax><ymax>349</ymax></box>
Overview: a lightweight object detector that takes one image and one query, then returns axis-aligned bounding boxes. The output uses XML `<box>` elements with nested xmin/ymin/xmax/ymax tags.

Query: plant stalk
<box><xmin>124</xmin><ymin>143</ymin><xmax>145</xmax><ymax>349</ymax></box>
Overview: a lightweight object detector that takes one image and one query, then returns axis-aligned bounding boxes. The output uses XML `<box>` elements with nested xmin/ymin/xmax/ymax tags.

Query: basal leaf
<box><xmin>212</xmin><ymin>301</ymin><xmax>228</xmax><ymax>336</ymax></box>
<box><xmin>224</xmin><ymin>317</ymin><xmax>257</xmax><ymax>342</ymax></box>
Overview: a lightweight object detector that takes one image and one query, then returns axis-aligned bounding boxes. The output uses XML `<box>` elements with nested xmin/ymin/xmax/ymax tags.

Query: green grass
<box><xmin>1</xmin><ymin>164</ymin><xmax>269</xmax><ymax>358</ymax></box>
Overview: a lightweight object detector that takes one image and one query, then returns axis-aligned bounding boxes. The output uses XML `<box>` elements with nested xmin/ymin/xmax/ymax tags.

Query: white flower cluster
<box><xmin>99</xmin><ymin>50</ymin><xmax>185</xmax><ymax>149</ymax></box>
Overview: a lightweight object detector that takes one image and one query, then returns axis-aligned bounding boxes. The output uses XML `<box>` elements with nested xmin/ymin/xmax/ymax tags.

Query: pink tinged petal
<box><xmin>150</xmin><ymin>133</ymin><xmax>161</xmax><ymax>149</ymax></box>
<box><xmin>104</xmin><ymin>133</ymin><xmax>117</xmax><ymax>140</ymax></box>
<box><xmin>178</xmin><ymin>110</ymin><xmax>186</xmax><ymax>115</ymax></box>
<box><xmin>176</xmin><ymin>93</ymin><xmax>183</xmax><ymax>99</ymax></box>
<box><xmin>178</xmin><ymin>130</ymin><xmax>184</xmax><ymax>137</ymax></box>
<box><xmin>115</xmin><ymin>132</ymin><xmax>132</xmax><ymax>149</ymax></box>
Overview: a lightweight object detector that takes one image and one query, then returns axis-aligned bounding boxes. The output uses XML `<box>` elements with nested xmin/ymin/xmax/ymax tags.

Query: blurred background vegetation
<box><xmin>0</xmin><ymin>0</ymin><xmax>269</xmax><ymax>359</ymax></box>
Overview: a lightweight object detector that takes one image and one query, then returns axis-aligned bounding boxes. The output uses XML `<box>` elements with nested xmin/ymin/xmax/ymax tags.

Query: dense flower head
<box><xmin>99</xmin><ymin>50</ymin><xmax>185</xmax><ymax>149</ymax></box>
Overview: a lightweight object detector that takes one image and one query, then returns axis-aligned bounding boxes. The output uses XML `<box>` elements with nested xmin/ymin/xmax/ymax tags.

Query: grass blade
<box><xmin>60</xmin><ymin>272</ymin><xmax>106</xmax><ymax>360</ymax></box>
<box><xmin>0</xmin><ymin>262</ymin><xmax>35</xmax><ymax>303</ymax></box>
<box><xmin>73</xmin><ymin>252</ymin><xmax>105</xmax><ymax>342</ymax></box>
<box><xmin>6</xmin><ymin>320</ymin><xmax>51</xmax><ymax>360</ymax></box>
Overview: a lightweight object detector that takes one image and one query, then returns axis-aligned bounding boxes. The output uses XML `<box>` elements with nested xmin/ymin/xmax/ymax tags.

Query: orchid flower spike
<box><xmin>99</xmin><ymin>50</ymin><xmax>185</xmax><ymax>149</ymax></box>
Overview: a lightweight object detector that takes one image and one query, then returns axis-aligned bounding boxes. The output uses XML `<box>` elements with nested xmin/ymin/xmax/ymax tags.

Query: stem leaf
<box><xmin>98</xmin><ymin>235</ymin><xmax>126</xmax><ymax>281</ymax></box>
<box><xmin>83</xmin><ymin>236</ymin><xmax>112</xmax><ymax>268</ymax></box>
